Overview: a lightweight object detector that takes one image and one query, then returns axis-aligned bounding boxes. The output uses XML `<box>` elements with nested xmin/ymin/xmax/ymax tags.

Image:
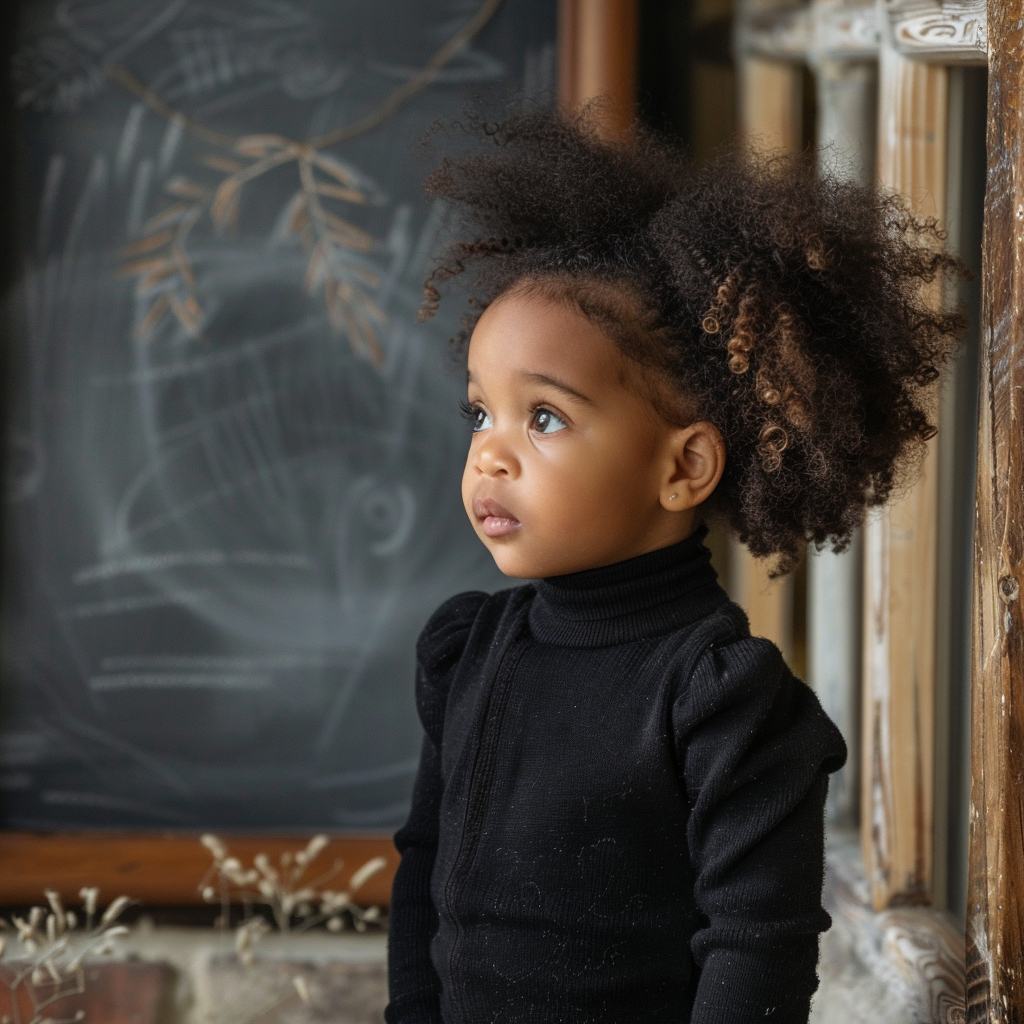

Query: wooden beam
<box><xmin>0</xmin><ymin>834</ymin><xmax>397</xmax><ymax>908</ymax></box>
<box><xmin>966</xmin><ymin>2</ymin><xmax>1024</xmax><ymax>1019</ymax></box>
<box><xmin>738</xmin><ymin>54</ymin><xmax>804</xmax><ymax>157</ymax></box>
<box><xmin>861</xmin><ymin>44</ymin><xmax>948</xmax><ymax>911</ymax></box>
<box><xmin>558</xmin><ymin>0</ymin><xmax>638</xmax><ymax>134</ymax></box>
<box><xmin>885</xmin><ymin>0</ymin><xmax>986</xmax><ymax>65</ymax></box>
<box><xmin>733</xmin><ymin>1</ymin><xmax>803</xmax><ymax>663</ymax></box>
<box><xmin>729</xmin><ymin>551</ymin><xmax>795</xmax><ymax>666</ymax></box>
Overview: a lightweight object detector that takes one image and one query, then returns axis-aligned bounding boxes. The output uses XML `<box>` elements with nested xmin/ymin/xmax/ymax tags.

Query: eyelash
<box><xmin>459</xmin><ymin>400</ymin><xmax>567</xmax><ymax>430</ymax></box>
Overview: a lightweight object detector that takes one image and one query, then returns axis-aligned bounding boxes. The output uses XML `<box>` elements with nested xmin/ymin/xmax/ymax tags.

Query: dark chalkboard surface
<box><xmin>0</xmin><ymin>0</ymin><xmax>554</xmax><ymax>830</ymax></box>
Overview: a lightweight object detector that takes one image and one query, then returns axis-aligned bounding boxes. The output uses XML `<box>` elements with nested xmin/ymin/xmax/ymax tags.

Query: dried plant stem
<box><xmin>103</xmin><ymin>0</ymin><xmax>504</xmax><ymax>152</ymax></box>
<box><xmin>306</xmin><ymin>0</ymin><xmax>504</xmax><ymax>149</ymax></box>
<box><xmin>107</xmin><ymin>0</ymin><xmax>508</xmax><ymax>352</ymax></box>
<box><xmin>0</xmin><ymin>890</ymin><xmax>133</xmax><ymax>1024</ymax></box>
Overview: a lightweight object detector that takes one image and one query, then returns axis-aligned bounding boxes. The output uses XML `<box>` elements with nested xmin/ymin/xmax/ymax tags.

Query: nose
<box><xmin>472</xmin><ymin>428</ymin><xmax>519</xmax><ymax>479</ymax></box>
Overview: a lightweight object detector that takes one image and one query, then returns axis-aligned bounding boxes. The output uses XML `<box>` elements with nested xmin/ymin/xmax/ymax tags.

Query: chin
<box><xmin>486</xmin><ymin>547</ymin><xmax>537</xmax><ymax>579</ymax></box>
<box><xmin>485</xmin><ymin>541</ymin><xmax>589</xmax><ymax>580</ymax></box>
<box><xmin>476</xmin><ymin>535</ymin><xmax>539</xmax><ymax>579</ymax></box>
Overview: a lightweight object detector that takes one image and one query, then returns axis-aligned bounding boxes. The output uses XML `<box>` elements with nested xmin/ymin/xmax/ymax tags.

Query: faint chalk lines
<box><xmin>41</xmin><ymin>789</ymin><xmax>195</xmax><ymax>823</ymax></box>
<box><xmin>100</xmin><ymin>654</ymin><xmax>332</xmax><ymax>671</ymax></box>
<box><xmin>74</xmin><ymin>549</ymin><xmax>312</xmax><ymax>585</ymax></box>
<box><xmin>89</xmin><ymin>672</ymin><xmax>273</xmax><ymax>691</ymax></box>
<box><xmin>65</xmin><ymin>589</ymin><xmax>212</xmax><ymax>619</ymax></box>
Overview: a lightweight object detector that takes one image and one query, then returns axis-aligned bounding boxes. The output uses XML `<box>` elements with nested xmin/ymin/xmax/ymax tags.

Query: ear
<box><xmin>658</xmin><ymin>421</ymin><xmax>726</xmax><ymax>513</ymax></box>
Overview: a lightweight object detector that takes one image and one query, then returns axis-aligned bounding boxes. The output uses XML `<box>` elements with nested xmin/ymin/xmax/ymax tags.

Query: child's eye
<box><xmin>532</xmin><ymin>408</ymin><xmax>567</xmax><ymax>434</ymax></box>
<box><xmin>460</xmin><ymin>400</ymin><xmax>492</xmax><ymax>432</ymax></box>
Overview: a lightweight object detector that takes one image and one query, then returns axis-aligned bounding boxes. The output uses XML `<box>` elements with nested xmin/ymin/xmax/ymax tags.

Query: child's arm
<box><xmin>384</xmin><ymin>592</ymin><xmax>488</xmax><ymax>1024</ymax></box>
<box><xmin>673</xmin><ymin>629</ymin><xmax>847</xmax><ymax>1024</ymax></box>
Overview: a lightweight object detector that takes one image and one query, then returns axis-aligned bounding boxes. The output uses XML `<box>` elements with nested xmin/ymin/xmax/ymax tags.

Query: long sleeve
<box><xmin>384</xmin><ymin>591</ymin><xmax>488</xmax><ymax>1024</ymax></box>
<box><xmin>672</xmin><ymin>630</ymin><xmax>848</xmax><ymax>1024</ymax></box>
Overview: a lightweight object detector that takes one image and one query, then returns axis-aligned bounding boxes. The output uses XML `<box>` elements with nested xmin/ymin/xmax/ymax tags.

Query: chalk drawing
<box><xmin>1</xmin><ymin>0</ymin><xmax>553</xmax><ymax>830</ymax></box>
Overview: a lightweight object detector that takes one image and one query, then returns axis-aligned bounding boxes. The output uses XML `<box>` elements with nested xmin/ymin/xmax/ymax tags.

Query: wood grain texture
<box><xmin>965</xmin><ymin>3</ymin><xmax>1024</xmax><ymax>1019</ymax></box>
<box><xmin>861</xmin><ymin>46</ymin><xmax>948</xmax><ymax>911</ymax></box>
<box><xmin>557</xmin><ymin>0</ymin><xmax>638</xmax><ymax>134</ymax></box>
<box><xmin>0</xmin><ymin>834</ymin><xmax>398</xmax><ymax>908</ymax></box>
<box><xmin>885</xmin><ymin>0</ymin><xmax>987</xmax><ymax>65</ymax></box>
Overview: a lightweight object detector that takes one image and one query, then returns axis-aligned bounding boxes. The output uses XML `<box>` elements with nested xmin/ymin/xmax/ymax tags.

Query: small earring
<box><xmin>668</xmin><ymin>494</ymin><xmax>677</xmax><ymax>501</ymax></box>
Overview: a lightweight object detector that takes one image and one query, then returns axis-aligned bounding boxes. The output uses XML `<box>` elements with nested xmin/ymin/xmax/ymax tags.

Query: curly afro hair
<box><xmin>419</xmin><ymin>105</ymin><xmax>967</xmax><ymax>577</ymax></box>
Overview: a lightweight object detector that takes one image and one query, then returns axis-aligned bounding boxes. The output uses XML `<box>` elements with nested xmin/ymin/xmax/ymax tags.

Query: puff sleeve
<box><xmin>672</xmin><ymin>630</ymin><xmax>847</xmax><ymax>1024</ymax></box>
<box><xmin>384</xmin><ymin>591</ymin><xmax>488</xmax><ymax>1024</ymax></box>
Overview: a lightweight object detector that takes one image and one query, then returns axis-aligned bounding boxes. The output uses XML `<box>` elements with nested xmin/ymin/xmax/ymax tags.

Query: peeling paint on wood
<box><xmin>967</xmin><ymin>4</ymin><xmax>1024</xmax><ymax>1020</ymax></box>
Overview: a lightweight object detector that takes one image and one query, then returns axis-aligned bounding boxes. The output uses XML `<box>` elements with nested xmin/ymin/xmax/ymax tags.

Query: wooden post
<box><xmin>966</xmin><ymin>2</ymin><xmax>1024</xmax><ymax>1018</ymax></box>
<box><xmin>733</xmin><ymin>0</ymin><xmax>804</xmax><ymax>662</ymax></box>
<box><xmin>861</xmin><ymin>42</ymin><xmax>948</xmax><ymax>910</ymax></box>
<box><xmin>739</xmin><ymin>56</ymin><xmax>803</xmax><ymax>153</ymax></box>
<box><xmin>558</xmin><ymin>0</ymin><xmax>639</xmax><ymax>134</ymax></box>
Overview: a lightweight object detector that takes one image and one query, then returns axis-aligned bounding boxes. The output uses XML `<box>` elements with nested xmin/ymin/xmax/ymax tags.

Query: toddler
<box><xmin>384</xmin><ymin>107</ymin><xmax>965</xmax><ymax>1024</ymax></box>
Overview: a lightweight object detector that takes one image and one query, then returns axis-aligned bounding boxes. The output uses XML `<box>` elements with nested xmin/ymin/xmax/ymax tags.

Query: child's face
<box><xmin>462</xmin><ymin>289</ymin><xmax>723</xmax><ymax>578</ymax></box>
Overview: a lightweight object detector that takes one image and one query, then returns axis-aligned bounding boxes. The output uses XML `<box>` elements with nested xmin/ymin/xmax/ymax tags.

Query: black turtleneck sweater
<box><xmin>385</xmin><ymin>525</ymin><xmax>847</xmax><ymax>1024</ymax></box>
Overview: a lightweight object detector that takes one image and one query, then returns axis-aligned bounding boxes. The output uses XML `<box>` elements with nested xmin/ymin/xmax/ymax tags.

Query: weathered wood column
<box><xmin>861</xmin><ymin>38</ymin><xmax>948</xmax><ymax>910</ymax></box>
<box><xmin>966</xmin><ymin>2</ymin><xmax>1024</xmax><ymax>1018</ymax></box>
<box><xmin>732</xmin><ymin>0</ymin><xmax>806</xmax><ymax>663</ymax></box>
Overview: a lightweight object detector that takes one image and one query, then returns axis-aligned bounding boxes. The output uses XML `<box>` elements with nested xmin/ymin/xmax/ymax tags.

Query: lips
<box><xmin>473</xmin><ymin>497</ymin><xmax>521</xmax><ymax>538</ymax></box>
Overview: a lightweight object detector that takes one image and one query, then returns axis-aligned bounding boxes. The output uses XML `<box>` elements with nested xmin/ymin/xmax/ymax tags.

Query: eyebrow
<box><xmin>520</xmin><ymin>371</ymin><xmax>597</xmax><ymax>406</ymax></box>
<box><xmin>466</xmin><ymin>369</ymin><xmax>596</xmax><ymax>406</ymax></box>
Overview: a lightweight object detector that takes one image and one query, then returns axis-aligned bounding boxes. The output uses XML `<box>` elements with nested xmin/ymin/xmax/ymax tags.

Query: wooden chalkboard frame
<box><xmin>0</xmin><ymin>0</ymin><xmax>637</xmax><ymax>911</ymax></box>
<box><xmin>0</xmin><ymin>832</ymin><xmax>398</xmax><ymax>908</ymax></box>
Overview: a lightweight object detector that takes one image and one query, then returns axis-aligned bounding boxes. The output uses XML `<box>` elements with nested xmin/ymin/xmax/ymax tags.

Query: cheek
<box><xmin>536</xmin><ymin>437</ymin><xmax>649</xmax><ymax>522</ymax></box>
<box><xmin>460</xmin><ymin>450</ymin><xmax>476</xmax><ymax>512</ymax></box>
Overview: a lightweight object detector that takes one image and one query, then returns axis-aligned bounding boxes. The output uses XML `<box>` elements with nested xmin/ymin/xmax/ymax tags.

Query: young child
<box><xmin>384</xmin><ymin>108</ymin><xmax>965</xmax><ymax>1024</ymax></box>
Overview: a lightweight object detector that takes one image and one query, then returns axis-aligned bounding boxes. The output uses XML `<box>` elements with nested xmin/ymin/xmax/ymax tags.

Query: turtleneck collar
<box><xmin>528</xmin><ymin>523</ymin><xmax>729</xmax><ymax>647</ymax></box>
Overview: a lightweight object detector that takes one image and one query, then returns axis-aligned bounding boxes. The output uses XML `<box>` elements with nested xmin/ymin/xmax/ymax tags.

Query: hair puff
<box><xmin>419</xmin><ymin>104</ymin><xmax>968</xmax><ymax>577</ymax></box>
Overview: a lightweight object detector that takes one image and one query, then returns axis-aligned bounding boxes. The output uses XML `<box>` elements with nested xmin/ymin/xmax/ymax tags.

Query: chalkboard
<box><xmin>0</xmin><ymin>0</ymin><xmax>554</xmax><ymax>830</ymax></box>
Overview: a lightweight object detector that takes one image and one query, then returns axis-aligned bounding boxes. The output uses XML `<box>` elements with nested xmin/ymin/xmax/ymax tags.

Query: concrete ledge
<box><xmin>117</xmin><ymin>924</ymin><xmax>387</xmax><ymax>1023</ymax></box>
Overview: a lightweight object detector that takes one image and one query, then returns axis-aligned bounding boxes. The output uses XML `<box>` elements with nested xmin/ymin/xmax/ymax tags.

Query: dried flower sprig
<box><xmin>198</xmin><ymin>833</ymin><xmax>386</xmax><ymax>941</ymax></box>
<box><xmin>118</xmin><ymin>138</ymin><xmax>388</xmax><ymax>361</ymax></box>
<box><xmin>195</xmin><ymin>835</ymin><xmax>385</xmax><ymax>1023</ymax></box>
<box><xmin>109</xmin><ymin>0</ymin><xmax>506</xmax><ymax>359</ymax></box>
<box><xmin>0</xmin><ymin>888</ymin><xmax>134</xmax><ymax>1024</ymax></box>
